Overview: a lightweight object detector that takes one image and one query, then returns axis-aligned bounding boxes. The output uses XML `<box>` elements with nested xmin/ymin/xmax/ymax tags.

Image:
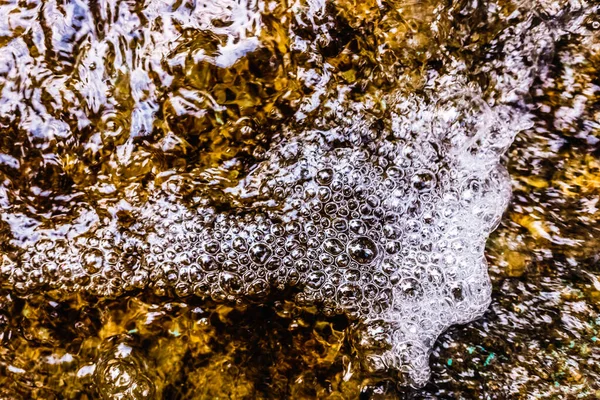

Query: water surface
<box><xmin>0</xmin><ymin>0</ymin><xmax>598</xmax><ymax>398</ymax></box>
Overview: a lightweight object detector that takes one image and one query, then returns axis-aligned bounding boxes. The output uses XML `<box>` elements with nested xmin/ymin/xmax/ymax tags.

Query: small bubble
<box><xmin>205</xmin><ymin>240</ymin><xmax>220</xmax><ymax>254</ymax></box>
<box><xmin>315</xmin><ymin>168</ymin><xmax>334</xmax><ymax>185</ymax></box>
<box><xmin>306</xmin><ymin>271</ymin><xmax>325</xmax><ymax>289</ymax></box>
<box><xmin>411</xmin><ymin>170</ymin><xmax>436</xmax><ymax>192</ymax></box>
<box><xmin>220</xmin><ymin>272</ymin><xmax>243</xmax><ymax>294</ymax></box>
<box><xmin>81</xmin><ymin>248</ymin><xmax>104</xmax><ymax>274</ymax></box>
<box><xmin>323</xmin><ymin>238</ymin><xmax>345</xmax><ymax>255</ymax></box>
<box><xmin>338</xmin><ymin>283</ymin><xmax>362</xmax><ymax>306</ymax></box>
<box><xmin>249</xmin><ymin>243</ymin><xmax>272</xmax><ymax>265</ymax></box>
<box><xmin>232</xmin><ymin>237</ymin><xmax>247</xmax><ymax>252</ymax></box>
<box><xmin>198</xmin><ymin>254</ymin><xmax>218</xmax><ymax>271</ymax></box>
<box><xmin>348</xmin><ymin>237</ymin><xmax>378</xmax><ymax>264</ymax></box>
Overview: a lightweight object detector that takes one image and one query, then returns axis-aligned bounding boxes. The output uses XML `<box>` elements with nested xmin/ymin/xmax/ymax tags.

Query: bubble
<box><xmin>318</xmin><ymin>187</ymin><xmax>332</xmax><ymax>201</ymax></box>
<box><xmin>373</xmin><ymin>272</ymin><xmax>388</xmax><ymax>287</ymax></box>
<box><xmin>306</xmin><ymin>271</ymin><xmax>325</xmax><ymax>289</ymax></box>
<box><xmin>266</xmin><ymin>257</ymin><xmax>281</xmax><ymax>271</ymax></box>
<box><xmin>347</xmin><ymin>237</ymin><xmax>378</xmax><ymax>264</ymax></box>
<box><xmin>323</xmin><ymin>238</ymin><xmax>345</xmax><ymax>255</ymax></box>
<box><xmin>411</xmin><ymin>170</ymin><xmax>436</xmax><ymax>192</ymax></box>
<box><xmin>197</xmin><ymin>254</ymin><xmax>218</xmax><ymax>272</ymax></box>
<box><xmin>296</xmin><ymin>259</ymin><xmax>310</xmax><ymax>272</ymax></box>
<box><xmin>338</xmin><ymin>283</ymin><xmax>362</xmax><ymax>306</ymax></box>
<box><xmin>205</xmin><ymin>240</ymin><xmax>220</xmax><ymax>254</ymax></box>
<box><xmin>324</xmin><ymin>203</ymin><xmax>338</xmax><ymax>215</ymax></box>
<box><xmin>399</xmin><ymin>278</ymin><xmax>425</xmax><ymax>301</ymax></box>
<box><xmin>95</xmin><ymin>339</ymin><xmax>155</xmax><ymax>400</ymax></box>
<box><xmin>81</xmin><ymin>249</ymin><xmax>104</xmax><ymax>274</ymax></box>
<box><xmin>286</xmin><ymin>222</ymin><xmax>302</xmax><ymax>235</ymax></box>
<box><xmin>315</xmin><ymin>168</ymin><xmax>334</xmax><ymax>185</ymax></box>
<box><xmin>220</xmin><ymin>272</ymin><xmax>243</xmax><ymax>295</ymax></box>
<box><xmin>101</xmin><ymin>360</ymin><xmax>136</xmax><ymax>390</ymax></box>
<box><xmin>248</xmin><ymin>279</ymin><xmax>269</xmax><ymax>298</ymax></box>
<box><xmin>232</xmin><ymin>237</ymin><xmax>248</xmax><ymax>252</ymax></box>
<box><xmin>248</xmin><ymin>243</ymin><xmax>272</xmax><ymax>265</ymax></box>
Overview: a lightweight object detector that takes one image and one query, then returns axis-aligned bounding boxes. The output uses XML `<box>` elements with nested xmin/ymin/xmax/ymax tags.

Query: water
<box><xmin>0</xmin><ymin>0</ymin><xmax>599</xmax><ymax>398</ymax></box>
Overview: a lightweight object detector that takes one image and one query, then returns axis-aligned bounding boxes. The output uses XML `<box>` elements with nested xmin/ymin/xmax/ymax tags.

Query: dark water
<box><xmin>0</xmin><ymin>0</ymin><xmax>599</xmax><ymax>398</ymax></box>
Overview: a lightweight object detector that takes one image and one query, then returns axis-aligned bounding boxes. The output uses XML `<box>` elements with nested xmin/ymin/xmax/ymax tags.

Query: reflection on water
<box><xmin>0</xmin><ymin>0</ymin><xmax>598</xmax><ymax>398</ymax></box>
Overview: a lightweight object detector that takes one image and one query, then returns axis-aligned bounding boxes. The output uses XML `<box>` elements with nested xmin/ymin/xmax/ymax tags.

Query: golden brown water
<box><xmin>0</xmin><ymin>0</ymin><xmax>599</xmax><ymax>398</ymax></box>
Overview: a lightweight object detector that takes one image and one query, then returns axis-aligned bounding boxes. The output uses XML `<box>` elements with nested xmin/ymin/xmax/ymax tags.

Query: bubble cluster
<box><xmin>1</xmin><ymin>82</ymin><xmax>521</xmax><ymax>385</ymax></box>
<box><xmin>95</xmin><ymin>336</ymin><xmax>155</xmax><ymax>400</ymax></box>
<box><xmin>0</xmin><ymin>0</ymin><xmax>534</xmax><ymax>388</ymax></box>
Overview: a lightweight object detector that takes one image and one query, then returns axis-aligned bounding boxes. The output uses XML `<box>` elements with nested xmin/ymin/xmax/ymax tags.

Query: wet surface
<box><xmin>0</xmin><ymin>0</ymin><xmax>599</xmax><ymax>398</ymax></box>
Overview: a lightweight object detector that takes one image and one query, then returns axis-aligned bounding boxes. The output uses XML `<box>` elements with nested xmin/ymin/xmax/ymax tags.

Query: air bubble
<box><xmin>411</xmin><ymin>170</ymin><xmax>436</xmax><ymax>192</ymax></box>
<box><xmin>347</xmin><ymin>237</ymin><xmax>378</xmax><ymax>264</ymax></box>
<box><xmin>316</xmin><ymin>168</ymin><xmax>334</xmax><ymax>185</ymax></box>
<box><xmin>220</xmin><ymin>272</ymin><xmax>243</xmax><ymax>295</ymax></box>
<box><xmin>81</xmin><ymin>249</ymin><xmax>104</xmax><ymax>274</ymax></box>
<box><xmin>323</xmin><ymin>238</ymin><xmax>345</xmax><ymax>255</ymax></box>
<box><xmin>338</xmin><ymin>283</ymin><xmax>362</xmax><ymax>306</ymax></box>
<box><xmin>249</xmin><ymin>243</ymin><xmax>272</xmax><ymax>264</ymax></box>
<box><xmin>307</xmin><ymin>271</ymin><xmax>325</xmax><ymax>289</ymax></box>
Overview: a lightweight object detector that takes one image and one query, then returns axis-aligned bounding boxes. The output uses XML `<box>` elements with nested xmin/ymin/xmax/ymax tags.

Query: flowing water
<box><xmin>0</xmin><ymin>0</ymin><xmax>599</xmax><ymax>398</ymax></box>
